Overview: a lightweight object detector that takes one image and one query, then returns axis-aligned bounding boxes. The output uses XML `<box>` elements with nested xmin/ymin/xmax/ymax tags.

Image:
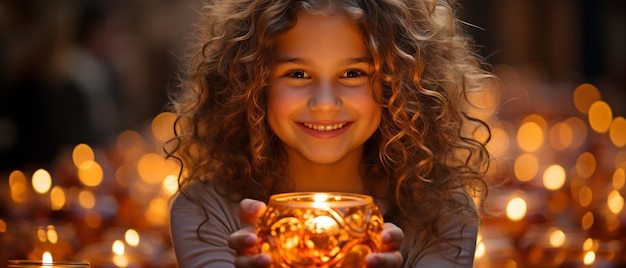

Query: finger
<box><xmin>239</xmin><ymin>199</ymin><xmax>267</xmax><ymax>226</ymax></box>
<box><xmin>380</xmin><ymin>223</ymin><xmax>403</xmax><ymax>252</ymax></box>
<box><xmin>234</xmin><ymin>254</ymin><xmax>271</xmax><ymax>268</ymax></box>
<box><xmin>227</xmin><ymin>227</ymin><xmax>258</xmax><ymax>255</ymax></box>
<box><xmin>365</xmin><ymin>252</ymin><xmax>403</xmax><ymax>268</ymax></box>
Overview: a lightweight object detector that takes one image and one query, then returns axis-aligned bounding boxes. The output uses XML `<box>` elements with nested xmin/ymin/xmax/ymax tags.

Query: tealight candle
<box><xmin>256</xmin><ymin>192</ymin><xmax>384</xmax><ymax>268</ymax></box>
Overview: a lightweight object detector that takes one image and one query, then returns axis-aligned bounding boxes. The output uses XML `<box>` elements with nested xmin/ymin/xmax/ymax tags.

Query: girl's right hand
<box><xmin>228</xmin><ymin>199</ymin><xmax>271</xmax><ymax>268</ymax></box>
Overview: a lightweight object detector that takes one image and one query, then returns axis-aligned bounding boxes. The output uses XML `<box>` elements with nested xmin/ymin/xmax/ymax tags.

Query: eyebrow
<box><xmin>274</xmin><ymin>57</ymin><xmax>372</xmax><ymax>65</ymax></box>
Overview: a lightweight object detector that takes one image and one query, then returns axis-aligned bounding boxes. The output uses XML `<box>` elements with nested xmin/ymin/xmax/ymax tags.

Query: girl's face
<box><xmin>267</xmin><ymin>9</ymin><xmax>382</xmax><ymax>165</ymax></box>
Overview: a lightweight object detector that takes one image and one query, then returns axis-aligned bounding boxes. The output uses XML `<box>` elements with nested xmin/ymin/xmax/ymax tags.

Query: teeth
<box><xmin>303</xmin><ymin>123</ymin><xmax>347</xmax><ymax>131</ymax></box>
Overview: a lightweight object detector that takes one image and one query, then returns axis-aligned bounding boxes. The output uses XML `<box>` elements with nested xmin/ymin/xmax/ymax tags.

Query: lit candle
<box><xmin>8</xmin><ymin>251</ymin><xmax>89</xmax><ymax>267</ymax></box>
<box><xmin>257</xmin><ymin>192</ymin><xmax>383</xmax><ymax>267</ymax></box>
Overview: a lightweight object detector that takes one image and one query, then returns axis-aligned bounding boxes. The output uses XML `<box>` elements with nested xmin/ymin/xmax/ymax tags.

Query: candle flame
<box><xmin>312</xmin><ymin>193</ymin><xmax>329</xmax><ymax>208</ymax></box>
<box><xmin>42</xmin><ymin>251</ymin><xmax>53</xmax><ymax>264</ymax></box>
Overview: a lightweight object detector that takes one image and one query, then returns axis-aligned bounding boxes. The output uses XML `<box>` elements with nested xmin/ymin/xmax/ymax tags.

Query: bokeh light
<box><xmin>543</xmin><ymin>165</ymin><xmax>566</xmax><ymax>191</ymax></box>
<box><xmin>588</xmin><ymin>101</ymin><xmax>613</xmax><ymax>133</ymax></box>
<box><xmin>573</xmin><ymin>83</ymin><xmax>601</xmax><ymax>114</ymax></box>
<box><xmin>32</xmin><ymin>169</ymin><xmax>52</xmax><ymax>194</ymax></box>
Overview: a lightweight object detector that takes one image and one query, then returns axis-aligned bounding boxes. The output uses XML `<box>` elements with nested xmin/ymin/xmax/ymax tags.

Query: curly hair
<box><xmin>166</xmin><ymin>0</ymin><xmax>493</xmax><ymax>250</ymax></box>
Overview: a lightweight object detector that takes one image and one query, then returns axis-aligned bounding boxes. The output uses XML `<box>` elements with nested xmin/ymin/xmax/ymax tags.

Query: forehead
<box><xmin>274</xmin><ymin>10</ymin><xmax>368</xmax><ymax>59</ymax></box>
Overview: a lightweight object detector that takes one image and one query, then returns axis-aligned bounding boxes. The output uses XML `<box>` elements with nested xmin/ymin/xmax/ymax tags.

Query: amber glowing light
<box><xmin>257</xmin><ymin>192</ymin><xmax>383</xmax><ymax>267</ymax></box>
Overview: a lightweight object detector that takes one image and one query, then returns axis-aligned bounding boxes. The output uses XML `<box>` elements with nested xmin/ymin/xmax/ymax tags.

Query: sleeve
<box><xmin>401</xmin><ymin>192</ymin><xmax>479</xmax><ymax>267</ymax></box>
<box><xmin>169</xmin><ymin>181</ymin><xmax>242</xmax><ymax>268</ymax></box>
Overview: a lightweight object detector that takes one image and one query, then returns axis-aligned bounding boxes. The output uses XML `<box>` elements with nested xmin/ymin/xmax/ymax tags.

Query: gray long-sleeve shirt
<box><xmin>170</xmin><ymin>181</ymin><xmax>478</xmax><ymax>267</ymax></box>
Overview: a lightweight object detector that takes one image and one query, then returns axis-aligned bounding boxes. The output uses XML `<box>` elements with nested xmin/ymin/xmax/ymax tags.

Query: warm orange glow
<box><xmin>514</xmin><ymin>153</ymin><xmax>539</xmax><ymax>182</ymax></box>
<box><xmin>113</xmin><ymin>240</ymin><xmax>125</xmax><ymax>255</ymax></box>
<box><xmin>50</xmin><ymin>186</ymin><xmax>66</xmax><ymax>210</ymax></box>
<box><xmin>583</xmin><ymin>251</ymin><xmax>596</xmax><ymax>265</ymax></box>
<box><xmin>563</xmin><ymin>117</ymin><xmax>587</xmax><ymax>149</ymax></box>
<box><xmin>517</xmin><ymin>122</ymin><xmax>543</xmax><ymax>152</ymax></box>
<box><xmin>117</xmin><ymin>130</ymin><xmax>146</xmax><ymax>161</ymax></box>
<box><xmin>607</xmin><ymin>190</ymin><xmax>624</xmax><ymax>214</ymax></box>
<box><xmin>151</xmin><ymin>112</ymin><xmax>177</xmax><ymax>143</ymax></box>
<box><xmin>548</xmin><ymin>122</ymin><xmax>573</xmax><ymax>151</ymax></box>
<box><xmin>475</xmin><ymin>240</ymin><xmax>485</xmax><ymax>259</ymax></box>
<box><xmin>43</xmin><ymin>251</ymin><xmax>53</xmax><ymax>264</ymax></box>
<box><xmin>9</xmin><ymin>170</ymin><xmax>29</xmax><ymax>203</ymax></box>
<box><xmin>84</xmin><ymin>211</ymin><xmax>102</xmax><ymax>228</ymax></box>
<box><xmin>78</xmin><ymin>160</ymin><xmax>104</xmax><ymax>187</ymax></box>
<box><xmin>162</xmin><ymin>174</ymin><xmax>179</xmax><ymax>196</ymax></box>
<box><xmin>506</xmin><ymin>197</ymin><xmax>527</xmax><ymax>221</ymax></box>
<box><xmin>581</xmin><ymin>212</ymin><xmax>594</xmax><ymax>230</ymax></box>
<box><xmin>47</xmin><ymin>225</ymin><xmax>58</xmax><ymax>244</ymax></box>
<box><xmin>125</xmin><ymin>229</ymin><xmax>140</xmax><ymax>247</ymax></box>
<box><xmin>573</xmin><ymin>83</ymin><xmax>601</xmax><ymax>114</ymax></box>
<box><xmin>609</xmin><ymin>116</ymin><xmax>626</xmax><ymax>147</ymax></box>
<box><xmin>486</xmin><ymin>127</ymin><xmax>510</xmax><ymax>157</ymax></box>
<box><xmin>78</xmin><ymin>190</ymin><xmax>96</xmax><ymax>209</ymax></box>
<box><xmin>576</xmin><ymin>152</ymin><xmax>596</xmax><ymax>179</ymax></box>
<box><xmin>146</xmin><ymin>198</ymin><xmax>168</xmax><ymax>226</ymax></box>
<box><xmin>32</xmin><ymin>169</ymin><xmax>52</xmax><ymax>194</ymax></box>
<box><xmin>543</xmin><ymin>165</ymin><xmax>566</xmax><ymax>191</ymax></box>
<box><xmin>582</xmin><ymin>238</ymin><xmax>595</xmax><ymax>251</ymax></box>
<box><xmin>548</xmin><ymin>228</ymin><xmax>565</xmax><ymax>247</ymax></box>
<box><xmin>37</xmin><ymin>227</ymin><xmax>46</xmax><ymax>242</ymax></box>
<box><xmin>0</xmin><ymin>219</ymin><xmax>6</xmax><ymax>233</ymax></box>
<box><xmin>72</xmin><ymin>143</ymin><xmax>95</xmax><ymax>168</ymax></box>
<box><xmin>137</xmin><ymin>153</ymin><xmax>179</xmax><ymax>184</ymax></box>
<box><xmin>578</xmin><ymin>186</ymin><xmax>593</xmax><ymax>207</ymax></box>
<box><xmin>614</xmin><ymin>168</ymin><xmax>625</xmax><ymax>189</ymax></box>
<box><xmin>588</xmin><ymin>101</ymin><xmax>613</xmax><ymax>133</ymax></box>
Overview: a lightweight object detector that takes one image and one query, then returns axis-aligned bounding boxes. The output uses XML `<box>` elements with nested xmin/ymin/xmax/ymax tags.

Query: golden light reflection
<box><xmin>548</xmin><ymin>122</ymin><xmax>573</xmax><ymax>151</ymax></box>
<box><xmin>578</xmin><ymin>186</ymin><xmax>593</xmax><ymax>207</ymax></box>
<box><xmin>72</xmin><ymin>143</ymin><xmax>95</xmax><ymax>168</ymax></box>
<box><xmin>78</xmin><ymin>160</ymin><xmax>104</xmax><ymax>187</ymax></box>
<box><xmin>0</xmin><ymin>219</ymin><xmax>6</xmax><ymax>233</ymax></box>
<box><xmin>517</xmin><ymin>122</ymin><xmax>543</xmax><ymax>152</ymax></box>
<box><xmin>563</xmin><ymin>117</ymin><xmax>587</xmax><ymax>149</ymax></box>
<box><xmin>583</xmin><ymin>251</ymin><xmax>596</xmax><ymax>265</ymax></box>
<box><xmin>607</xmin><ymin>190</ymin><xmax>624</xmax><ymax>214</ymax></box>
<box><xmin>162</xmin><ymin>174</ymin><xmax>178</xmax><ymax>196</ymax></box>
<box><xmin>113</xmin><ymin>240</ymin><xmax>125</xmax><ymax>255</ymax></box>
<box><xmin>486</xmin><ymin>127</ymin><xmax>510</xmax><ymax>157</ymax></box>
<box><xmin>50</xmin><ymin>186</ymin><xmax>66</xmax><ymax>210</ymax></box>
<box><xmin>548</xmin><ymin>228</ymin><xmax>565</xmax><ymax>247</ymax></box>
<box><xmin>573</xmin><ymin>83</ymin><xmax>601</xmax><ymax>114</ymax></box>
<box><xmin>37</xmin><ymin>227</ymin><xmax>47</xmax><ymax>242</ymax></box>
<box><xmin>151</xmin><ymin>112</ymin><xmax>177</xmax><ymax>143</ymax></box>
<box><xmin>576</xmin><ymin>152</ymin><xmax>596</xmax><ymax>179</ymax></box>
<box><xmin>117</xmin><ymin>130</ymin><xmax>146</xmax><ymax>161</ymax></box>
<box><xmin>581</xmin><ymin>212</ymin><xmax>594</xmax><ymax>230</ymax></box>
<box><xmin>613</xmin><ymin>168</ymin><xmax>625</xmax><ymax>189</ymax></box>
<box><xmin>32</xmin><ymin>169</ymin><xmax>52</xmax><ymax>194</ymax></box>
<box><xmin>9</xmin><ymin>170</ymin><xmax>28</xmax><ymax>203</ymax></box>
<box><xmin>125</xmin><ymin>229</ymin><xmax>140</xmax><ymax>247</ymax></box>
<box><xmin>506</xmin><ymin>196</ymin><xmax>527</xmax><ymax>221</ymax></box>
<box><xmin>475</xmin><ymin>240</ymin><xmax>485</xmax><ymax>259</ymax></box>
<box><xmin>582</xmin><ymin>238</ymin><xmax>595</xmax><ymax>251</ymax></box>
<box><xmin>47</xmin><ymin>225</ymin><xmax>58</xmax><ymax>244</ymax></box>
<box><xmin>588</xmin><ymin>101</ymin><xmax>613</xmax><ymax>133</ymax></box>
<box><xmin>137</xmin><ymin>153</ymin><xmax>179</xmax><ymax>184</ymax></box>
<box><xmin>543</xmin><ymin>165</ymin><xmax>566</xmax><ymax>191</ymax></box>
<box><xmin>514</xmin><ymin>153</ymin><xmax>538</xmax><ymax>182</ymax></box>
<box><xmin>78</xmin><ymin>190</ymin><xmax>96</xmax><ymax>209</ymax></box>
<box><xmin>609</xmin><ymin>116</ymin><xmax>626</xmax><ymax>147</ymax></box>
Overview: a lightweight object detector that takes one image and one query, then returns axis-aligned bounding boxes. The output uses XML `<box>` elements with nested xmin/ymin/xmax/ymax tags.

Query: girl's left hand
<box><xmin>365</xmin><ymin>222</ymin><xmax>404</xmax><ymax>268</ymax></box>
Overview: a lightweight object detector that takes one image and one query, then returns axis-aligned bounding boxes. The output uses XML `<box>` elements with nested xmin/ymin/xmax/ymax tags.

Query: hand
<box><xmin>227</xmin><ymin>199</ymin><xmax>271</xmax><ymax>268</ymax></box>
<box><xmin>365</xmin><ymin>222</ymin><xmax>404</xmax><ymax>268</ymax></box>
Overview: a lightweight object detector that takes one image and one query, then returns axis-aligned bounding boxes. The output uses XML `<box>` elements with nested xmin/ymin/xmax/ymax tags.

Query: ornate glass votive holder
<box><xmin>256</xmin><ymin>192</ymin><xmax>384</xmax><ymax>268</ymax></box>
<box><xmin>7</xmin><ymin>260</ymin><xmax>89</xmax><ymax>268</ymax></box>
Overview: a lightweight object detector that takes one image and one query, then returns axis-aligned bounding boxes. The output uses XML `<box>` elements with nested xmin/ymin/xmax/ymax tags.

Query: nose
<box><xmin>307</xmin><ymin>82</ymin><xmax>342</xmax><ymax>112</ymax></box>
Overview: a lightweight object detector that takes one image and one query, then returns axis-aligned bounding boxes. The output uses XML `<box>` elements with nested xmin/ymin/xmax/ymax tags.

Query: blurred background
<box><xmin>0</xmin><ymin>0</ymin><xmax>624</xmax><ymax>267</ymax></box>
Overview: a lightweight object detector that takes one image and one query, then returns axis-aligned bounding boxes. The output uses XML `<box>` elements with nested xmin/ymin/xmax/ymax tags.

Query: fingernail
<box><xmin>250</xmin><ymin>202</ymin><xmax>261</xmax><ymax>214</ymax></box>
<box><xmin>257</xmin><ymin>254</ymin><xmax>271</xmax><ymax>266</ymax></box>
<box><xmin>382</xmin><ymin>232</ymin><xmax>391</xmax><ymax>243</ymax></box>
<box><xmin>245</xmin><ymin>234</ymin><xmax>257</xmax><ymax>245</ymax></box>
<box><xmin>366</xmin><ymin>254</ymin><xmax>379</xmax><ymax>266</ymax></box>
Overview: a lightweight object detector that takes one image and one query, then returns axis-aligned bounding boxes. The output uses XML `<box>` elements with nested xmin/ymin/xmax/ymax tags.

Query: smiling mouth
<box><xmin>302</xmin><ymin>122</ymin><xmax>348</xmax><ymax>131</ymax></box>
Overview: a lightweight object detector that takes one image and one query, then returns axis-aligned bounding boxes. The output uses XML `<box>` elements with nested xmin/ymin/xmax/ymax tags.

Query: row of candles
<box><xmin>0</xmin><ymin>68</ymin><xmax>625</xmax><ymax>266</ymax></box>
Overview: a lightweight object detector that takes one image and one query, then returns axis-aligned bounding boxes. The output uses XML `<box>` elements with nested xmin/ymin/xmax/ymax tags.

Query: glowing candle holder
<box><xmin>257</xmin><ymin>192</ymin><xmax>384</xmax><ymax>268</ymax></box>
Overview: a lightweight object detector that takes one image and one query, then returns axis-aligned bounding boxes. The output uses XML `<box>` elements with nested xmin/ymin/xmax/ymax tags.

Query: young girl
<box><xmin>167</xmin><ymin>0</ymin><xmax>494</xmax><ymax>267</ymax></box>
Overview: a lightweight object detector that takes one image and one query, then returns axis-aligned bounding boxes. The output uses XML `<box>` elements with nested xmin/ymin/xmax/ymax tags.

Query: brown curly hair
<box><xmin>166</xmin><ymin>0</ymin><xmax>494</xmax><ymax>254</ymax></box>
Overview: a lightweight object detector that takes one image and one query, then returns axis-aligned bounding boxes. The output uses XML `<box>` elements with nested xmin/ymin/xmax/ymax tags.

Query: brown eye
<box><xmin>285</xmin><ymin>70</ymin><xmax>310</xmax><ymax>79</ymax></box>
<box><xmin>340</xmin><ymin>69</ymin><xmax>366</xmax><ymax>78</ymax></box>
